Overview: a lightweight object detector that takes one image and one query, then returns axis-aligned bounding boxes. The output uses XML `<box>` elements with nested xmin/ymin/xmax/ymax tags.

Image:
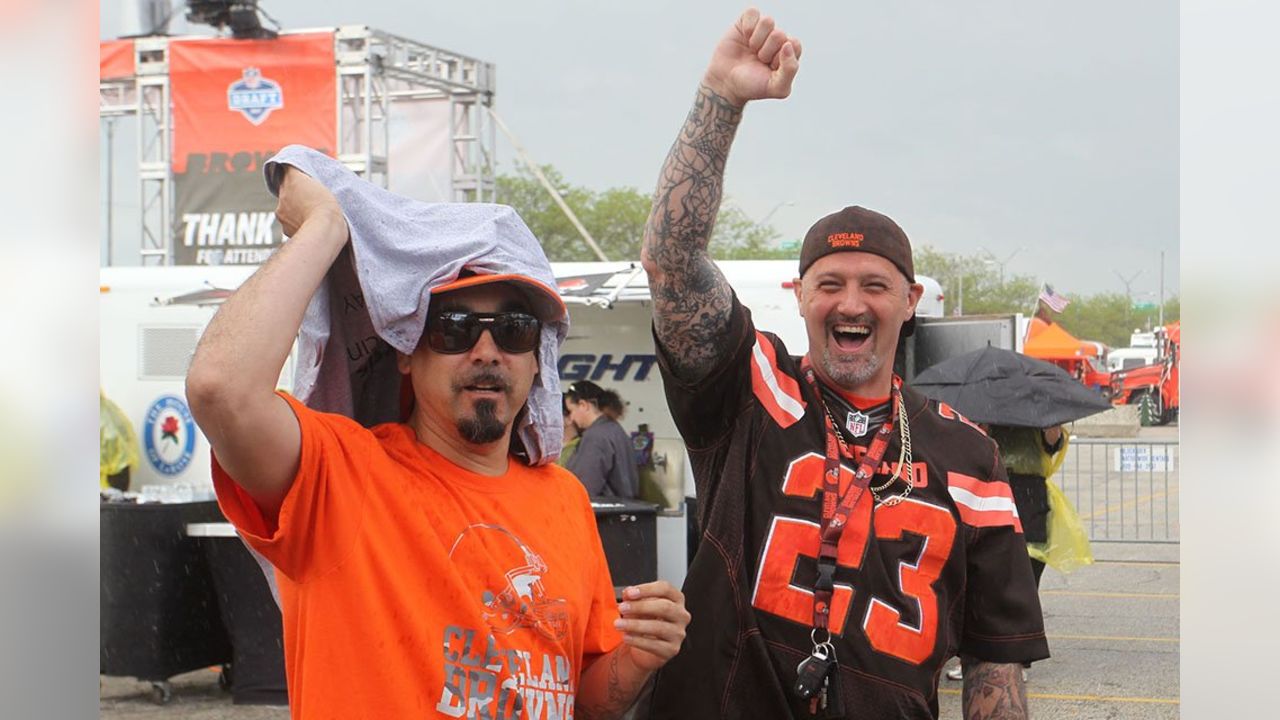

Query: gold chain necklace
<box><xmin>822</xmin><ymin>395</ymin><xmax>914</xmax><ymax>507</ymax></box>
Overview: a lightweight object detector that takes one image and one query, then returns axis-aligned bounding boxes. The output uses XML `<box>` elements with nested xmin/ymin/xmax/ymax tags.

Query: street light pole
<box><xmin>1114</xmin><ymin>269</ymin><xmax>1143</xmax><ymax>300</ymax></box>
<box><xmin>1115</xmin><ymin>269</ymin><xmax>1143</xmax><ymax>326</ymax></box>
<box><xmin>979</xmin><ymin>246</ymin><xmax>1025</xmax><ymax>283</ymax></box>
<box><xmin>760</xmin><ymin>200</ymin><xmax>794</xmax><ymax>226</ymax></box>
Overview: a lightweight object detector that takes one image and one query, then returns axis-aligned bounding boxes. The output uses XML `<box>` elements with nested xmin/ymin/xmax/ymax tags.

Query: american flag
<box><xmin>1039</xmin><ymin>284</ymin><xmax>1070</xmax><ymax>313</ymax></box>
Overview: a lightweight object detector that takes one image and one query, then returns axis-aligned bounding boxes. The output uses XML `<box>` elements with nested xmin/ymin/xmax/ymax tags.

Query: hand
<box><xmin>613</xmin><ymin>581</ymin><xmax>691</xmax><ymax>673</ymax></box>
<box><xmin>1042</xmin><ymin>426</ymin><xmax>1063</xmax><ymax>446</ymax></box>
<box><xmin>274</xmin><ymin>166</ymin><xmax>347</xmax><ymax>239</ymax></box>
<box><xmin>703</xmin><ymin>7</ymin><xmax>802</xmax><ymax>107</ymax></box>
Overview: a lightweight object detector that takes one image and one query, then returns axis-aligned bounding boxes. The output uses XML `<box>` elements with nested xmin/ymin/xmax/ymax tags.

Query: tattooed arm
<box><xmin>960</xmin><ymin>657</ymin><xmax>1029</xmax><ymax>720</ymax></box>
<box><xmin>576</xmin><ymin>582</ymin><xmax>690</xmax><ymax>720</ymax></box>
<box><xmin>641</xmin><ymin>8</ymin><xmax>802</xmax><ymax>383</ymax></box>
<box><xmin>574</xmin><ymin>649</ymin><xmax>648</xmax><ymax>720</ymax></box>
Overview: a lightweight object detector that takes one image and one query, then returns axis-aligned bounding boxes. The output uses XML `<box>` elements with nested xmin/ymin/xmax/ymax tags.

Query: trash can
<box><xmin>100</xmin><ymin>500</ymin><xmax>232</xmax><ymax>703</ymax></box>
<box><xmin>188</xmin><ymin>522</ymin><xmax>288</xmax><ymax>706</ymax></box>
<box><xmin>592</xmin><ymin>499</ymin><xmax>659</xmax><ymax>589</ymax></box>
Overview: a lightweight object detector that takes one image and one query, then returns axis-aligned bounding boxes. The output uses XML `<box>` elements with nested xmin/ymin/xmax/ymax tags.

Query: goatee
<box><xmin>821</xmin><ymin>346</ymin><xmax>881</xmax><ymax>389</ymax></box>
<box><xmin>458</xmin><ymin>399</ymin><xmax>506</xmax><ymax>444</ymax></box>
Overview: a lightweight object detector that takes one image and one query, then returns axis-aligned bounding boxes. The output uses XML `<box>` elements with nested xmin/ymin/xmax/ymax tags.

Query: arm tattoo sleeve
<box><xmin>643</xmin><ymin>84</ymin><xmax>743</xmax><ymax>382</ymax></box>
<box><xmin>961</xmin><ymin>659</ymin><xmax>1029</xmax><ymax>720</ymax></box>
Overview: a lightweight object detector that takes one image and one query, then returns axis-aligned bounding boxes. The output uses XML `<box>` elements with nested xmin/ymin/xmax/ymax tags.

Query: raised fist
<box><xmin>702</xmin><ymin>7</ymin><xmax>802</xmax><ymax>107</ymax></box>
<box><xmin>274</xmin><ymin>166</ymin><xmax>345</xmax><ymax>239</ymax></box>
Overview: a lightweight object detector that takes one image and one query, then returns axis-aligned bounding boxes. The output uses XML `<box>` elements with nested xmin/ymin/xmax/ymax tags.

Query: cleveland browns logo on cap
<box><xmin>827</xmin><ymin>232</ymin><xmax>863</xmax><ymax>248</ymax></box>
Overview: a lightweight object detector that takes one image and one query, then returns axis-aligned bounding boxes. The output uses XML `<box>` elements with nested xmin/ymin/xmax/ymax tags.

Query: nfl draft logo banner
<box><xmin>169</xmin><ymin>32</ymin><xmax>336</xmax><ymax>265</ymax></box>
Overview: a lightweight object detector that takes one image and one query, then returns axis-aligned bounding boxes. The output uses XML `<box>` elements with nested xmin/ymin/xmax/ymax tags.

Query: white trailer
<box><xmin>100</xmin><ymin>266</ymin><xmax>289</xmax><ymax>492</ymax></box>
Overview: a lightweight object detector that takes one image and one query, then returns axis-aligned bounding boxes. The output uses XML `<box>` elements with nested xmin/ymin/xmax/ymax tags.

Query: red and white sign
<box><xmin>168</xmin><ymin>33</ymin><xmax>337</xmax><ymax>265</ymax></box>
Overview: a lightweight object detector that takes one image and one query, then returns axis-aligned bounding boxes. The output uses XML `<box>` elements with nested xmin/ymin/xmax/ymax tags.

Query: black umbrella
<box><xmin>912</xmin><ymin>346</ymin><xmax>1112</xmax><ymax>428</ymax></box>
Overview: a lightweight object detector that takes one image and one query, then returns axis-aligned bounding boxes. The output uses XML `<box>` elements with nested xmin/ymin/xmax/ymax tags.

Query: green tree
<box><xmin>917</xmin><ymin>245</ymin><xmax>1178</xmax><ymax>348</ymax></box>
<box><xmin>1055</xmin><ymin>293</ymin><xmax>1180</xmax><ymax>348</ymax></box>
<box><xmin>914</xmin><ymin>246</ymin><xmax>1038</xmax><ymax>315</ymax></box>
<box><xmin>1161</xmin><ymin>296</ymin><xmax>1180</xmax><ymax>325</ymax></box>
<box><xmin>495</xmin><ymin>165</ymin><xmax>789</xmax><ymax>261</ymax></box>
<box><xmin>1055</xmin><ymin>293</ymin><xmax>1133</xmax><ymax>348</ymax></box>
<box><xmin>708</xmin><ymin>204</ymin><xmax>791</xmax><ymax>260</ymax></box>
<box><xmin>495</xmin><ymin>166</ymin><xmax>619</xmax><ymax>261</ymax></box>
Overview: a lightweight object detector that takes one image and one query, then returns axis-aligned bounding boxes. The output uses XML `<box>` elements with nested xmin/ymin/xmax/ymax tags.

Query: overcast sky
<box><xmin>100</xmin><ymin>1</ymin><xmax>1178</xmax><ymax>298</ymax></box>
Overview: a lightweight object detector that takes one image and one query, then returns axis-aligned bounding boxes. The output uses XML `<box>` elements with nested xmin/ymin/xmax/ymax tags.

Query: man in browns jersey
<box><xmin>639</xmin><ymin>8</ymin><xmax>1048</xmax><ymax>719</ymax></box>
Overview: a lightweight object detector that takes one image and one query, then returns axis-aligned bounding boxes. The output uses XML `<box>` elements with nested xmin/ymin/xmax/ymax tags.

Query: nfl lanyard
<box><xmin>800</xmin><ymin>366</ymin><xmax>901</xmax><ymax>638</ymax></box>
<box><xmin>793</xmin><ymin>363</ymin><xmax>902</xmax><ymax>715</ymax></box>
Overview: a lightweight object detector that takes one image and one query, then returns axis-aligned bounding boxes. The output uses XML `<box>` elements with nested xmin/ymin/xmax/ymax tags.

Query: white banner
<box><xmin>388</xmin><ymin>98</ymin><xmax>455</xmax><ymax>203</ymax></box>
<box><xmin>1113</xmin><ymin>446</ymin><xmax>1176</xmax><ymax>472</ymax></box>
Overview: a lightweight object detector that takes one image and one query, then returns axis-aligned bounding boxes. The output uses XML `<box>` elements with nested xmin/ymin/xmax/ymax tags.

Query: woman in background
<box><xmin>562</xmin><ymin>381</ymin><xmax>639</xmax><ymax>498</ymax></box>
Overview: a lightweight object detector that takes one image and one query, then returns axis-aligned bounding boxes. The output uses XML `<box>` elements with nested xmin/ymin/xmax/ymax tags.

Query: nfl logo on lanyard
<box><xmin>846</xmin><ymin>410</ymin><xmax>870</xmax><ymax>438</ymax></box>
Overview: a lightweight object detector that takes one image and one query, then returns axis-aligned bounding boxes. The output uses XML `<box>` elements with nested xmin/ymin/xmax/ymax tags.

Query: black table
<box><xmin>187</xmin><ymin>523</ymin><xmax>288</xmax><ymax>706</ymax></box>
<box><xmin>100</xmin><ymin>501</ymin><xmax>287</xmax><ymax>705</ymax></box>
<box><xmin>100</xmin><ymin>500</ymin><xmax>232</xmax><ymax>703</ymax></box>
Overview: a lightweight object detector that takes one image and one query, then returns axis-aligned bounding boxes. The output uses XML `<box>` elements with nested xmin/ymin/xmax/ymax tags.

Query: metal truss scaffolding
<box><xmin>99</xmin><ymin>27</ymin><xmax>496</xmax><ymax>265</ymax></box>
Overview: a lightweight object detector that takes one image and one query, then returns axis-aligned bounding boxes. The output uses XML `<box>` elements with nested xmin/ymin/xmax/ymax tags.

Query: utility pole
<box><xmin>1114</xmin><ymin>269</ymin><xmax>1143</xmax><ymax>300</ymax></box>
<box><xmin>980</xmin><ymin>246</ymin><xmax>1024</xmax><ymax>284</ymax></box>
<box><xmin>760</xmin><ymin>200</ymin><xmax>794</xmax><ymax>226</ymax></box>
<box><xmin>488</xmin><ymin>108</ymin><xmax>609</xmax><ymax>262</ymax></box>
<box><xmin>1158</xmin><ymin>250</ymin><xmax>1165</xmax><ymax>327</ymax></box>
<box><xmin>1115</xmin><ymin>269</ymin><xmax>1143</xmax><ymax>326</ymax></box>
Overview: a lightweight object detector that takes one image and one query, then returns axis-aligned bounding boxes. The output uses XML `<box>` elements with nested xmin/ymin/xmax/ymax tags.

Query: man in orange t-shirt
<box><xmin>186</xmin><ymin>167</ymin><xmax>690</xmax><ymax>719</ymax></box>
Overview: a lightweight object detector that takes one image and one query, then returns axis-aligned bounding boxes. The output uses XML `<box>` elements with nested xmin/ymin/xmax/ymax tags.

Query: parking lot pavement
<box><xmin>939</xmin><ymin>541</ymin><xmax>1180</xmax><ymax>719</ymax></box>
<box><xmin>100</xmin><ymin>670</ymin><xmax>287</xmax><ymax>719</ymax></box>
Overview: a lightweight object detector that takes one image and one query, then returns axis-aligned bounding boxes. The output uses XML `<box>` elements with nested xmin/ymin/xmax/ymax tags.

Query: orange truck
<box><xmin>1108</xmin><ymin>322</ymin><xmax>1180</xmax><ymax>425</ymax></box>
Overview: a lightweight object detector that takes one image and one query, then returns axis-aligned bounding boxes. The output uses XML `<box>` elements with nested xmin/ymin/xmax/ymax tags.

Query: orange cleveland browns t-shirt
<box><xmin>213</xmin><ymin>392</ymin><xmax>623</xmax><ymax>719</ymax></box>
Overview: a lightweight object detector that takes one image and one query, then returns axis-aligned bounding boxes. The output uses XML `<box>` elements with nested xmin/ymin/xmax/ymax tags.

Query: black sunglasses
<box><xmin>425</xmin><ymin>310</ymin><xmax>542</xmax><ymax>354</ymax></box>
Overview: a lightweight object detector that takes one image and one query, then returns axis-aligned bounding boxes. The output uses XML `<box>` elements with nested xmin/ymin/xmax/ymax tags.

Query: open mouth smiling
<box><xmin>831</xmin><ymin>322</ymin><xmax>871</xmax><ymax>352</ymax></box>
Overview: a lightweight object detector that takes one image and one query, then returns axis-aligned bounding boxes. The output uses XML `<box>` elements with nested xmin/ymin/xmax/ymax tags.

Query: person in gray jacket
<box><xmin>563</xmin><ymin>381</ymin><xmax>640</xmax><ymax>498</ymax></box>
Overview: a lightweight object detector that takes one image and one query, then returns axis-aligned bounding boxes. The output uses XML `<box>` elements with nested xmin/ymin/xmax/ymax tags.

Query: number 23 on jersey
<box><xmin>750</xmin><ymin>453</ymin><xmax>956</xmax><ymax>665</ymax></box>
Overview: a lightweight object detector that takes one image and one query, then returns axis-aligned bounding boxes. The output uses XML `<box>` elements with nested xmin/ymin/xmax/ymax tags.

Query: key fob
<box><xmin>794</xmin><ymin>653</ymin><xmax>834</xmax><ymax>700</ymax></box>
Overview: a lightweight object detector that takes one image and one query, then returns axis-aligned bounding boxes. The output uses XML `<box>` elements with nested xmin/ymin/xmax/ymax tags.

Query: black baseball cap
<box><xmin>798</xmin><ymin>206</ymin><xmax>915</xmax><ymax>282</ymax></box>
<box><xmin>798</xmin><ymin>205</ymin><xmax>918</xmax><ymax>336</ymax></box>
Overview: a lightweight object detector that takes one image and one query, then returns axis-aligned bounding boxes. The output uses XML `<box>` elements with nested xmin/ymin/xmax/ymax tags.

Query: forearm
<box><xmin>640</xmin><ymin>84</ymin><xmax>740</xmax><ymax>379</ymax></box>
<box><xmin>960</xmin><ymin>658</ymin><xmax>1028</xmax><ymax>720</ymax></box>
<box><xmin>188</xmin><ymin>212</ymin><xmax>347</xmax><ymax>403</ymax></box>
<box><xmin>642</xmin><ymin>83</ymin><xmax>742</xmax><ymax>273</ymax></box>
<box><xmin>575</xmin><ymin>645</ymin><xmax>651</xmax><ymax>720</ymax></box>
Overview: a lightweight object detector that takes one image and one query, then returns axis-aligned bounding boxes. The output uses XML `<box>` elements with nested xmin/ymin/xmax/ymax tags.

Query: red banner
<box><xmin>169</xmin><ymin>32</ymin><xmax>336</xmax><ymax>265</ymax></box>
<box><xmin>100</xmin><ymin>40</ymin><xmax>135</xmax><ymax>80</ymax></box>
